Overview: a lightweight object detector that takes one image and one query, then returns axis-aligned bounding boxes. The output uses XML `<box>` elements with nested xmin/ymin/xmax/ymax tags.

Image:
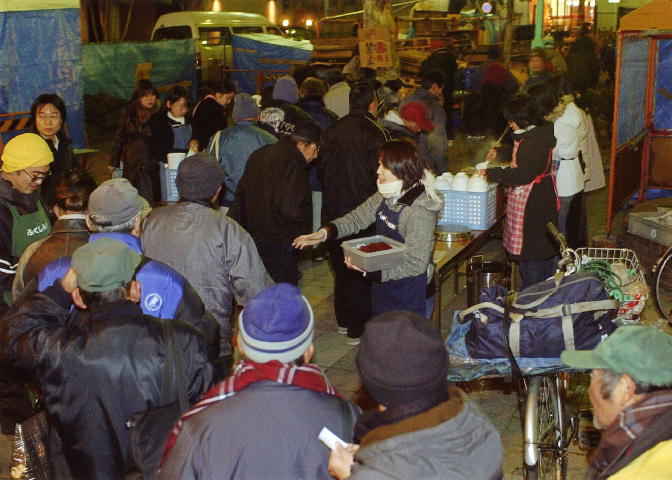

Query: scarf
<box><xmin>162</xmin><ymin>359</ymin><xmax>340</xmax><ymax>464</ymax></box>
<box><xmin>592</xmin><ymin>390</ymin><xmax>672</xmax><ymax>479</ymax></box>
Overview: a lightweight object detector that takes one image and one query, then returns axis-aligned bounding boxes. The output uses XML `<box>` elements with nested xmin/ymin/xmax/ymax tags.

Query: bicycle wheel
<box><xmin>653</xmin><ymin>244</ymin><xmax>672</xmax><ymax>327</ymax></box>
<box><xmin>523</xmin><ymin>375</ymin><xmax>569</xmax><ymax>480</ymax></box>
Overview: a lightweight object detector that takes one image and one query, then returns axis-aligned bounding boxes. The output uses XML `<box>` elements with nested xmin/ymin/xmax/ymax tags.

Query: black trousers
<box><xmin>328</xmin><ymin>229</ymin><xmax>374</xmax><ymax>339</ymax></box>
<box><xmin>254</xmin><ymin>240</ymin><xmax>300</xmax><ymax>285</ymax></box>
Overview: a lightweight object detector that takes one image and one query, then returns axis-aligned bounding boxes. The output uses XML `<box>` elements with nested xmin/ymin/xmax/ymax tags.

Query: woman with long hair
<box><xmin>108</xmin><ymin>79</ymin><xmax>160</xmax><ymax>203</ymax></box>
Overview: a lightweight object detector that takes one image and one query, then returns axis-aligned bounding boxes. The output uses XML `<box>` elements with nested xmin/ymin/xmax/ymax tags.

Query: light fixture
<box><xmin>608</xmin><ymin>0</ymin><xmax>620</xmax><ymax>3</ymax></box>
<box><xmin>211</xmin><ymin>0</ymin><xmax>221</xmax><ymax>12</ymax></box>
<box><xmin>282</xmin><ymin>19</ymin><xmax>290</xmax><ymax>27</ymax></box>
<box><xmin>305</xmin><ymin>19</ymin><xmax>314</xmax><ymax>27</ymax></box>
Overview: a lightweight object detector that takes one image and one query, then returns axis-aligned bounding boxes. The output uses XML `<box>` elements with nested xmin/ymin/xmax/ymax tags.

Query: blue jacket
<box><xmin>207</xmin><ymin>121</ymin><xmax>277</xmax><ymax>206</ymax></box>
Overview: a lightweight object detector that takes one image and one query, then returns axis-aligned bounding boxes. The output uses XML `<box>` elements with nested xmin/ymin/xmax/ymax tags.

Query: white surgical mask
<box><xmin>377</xmin><ymin>179</ymin><xmax>403</xmax><ymax>199</ymax></box>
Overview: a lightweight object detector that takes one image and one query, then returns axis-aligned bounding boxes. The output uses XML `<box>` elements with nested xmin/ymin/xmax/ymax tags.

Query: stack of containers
<box><xmin>435</xmin><ymin>171</ymin><xmax>497</xmax><ymax>230</ymax></box>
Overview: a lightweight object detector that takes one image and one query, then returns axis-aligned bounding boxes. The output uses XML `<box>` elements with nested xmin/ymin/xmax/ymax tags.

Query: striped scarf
<box><xmin>161</xmin><ymin>359</ymin><xmax>340</xmax><ymax>465</ymax></box>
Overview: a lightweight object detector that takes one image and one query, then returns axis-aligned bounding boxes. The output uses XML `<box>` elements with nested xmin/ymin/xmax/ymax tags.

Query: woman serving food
<box><xmin>293</xmin><ymin>139</ymin><xmax>443</xmax><ymax>318</ymax></box>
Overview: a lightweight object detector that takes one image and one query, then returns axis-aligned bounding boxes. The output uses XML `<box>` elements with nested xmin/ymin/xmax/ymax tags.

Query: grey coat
<box><xmin>158</xmin><ymin>381</ymin><xmax>360</xmax><ymax>480</ymax></box>
<box><xmin>330</xmin><ymin>186</ymin><xmax>442</xmax><ymax>282</ymax></box>
<box><xmin>351</xmin><ymin>401</ymin><xmax>503</xmax><ymax>480</ymax></box>
<box><xmin>141</xmin><ymin>202</ymin><xmax>272</xmax><ymax>355</ymax></box>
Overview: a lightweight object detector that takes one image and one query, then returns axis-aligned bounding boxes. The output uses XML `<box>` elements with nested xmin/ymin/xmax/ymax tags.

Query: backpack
<box><xmin>459</xmin><ymin>272</ymin><xmax>618</xmax><ymax>359</ymax></box>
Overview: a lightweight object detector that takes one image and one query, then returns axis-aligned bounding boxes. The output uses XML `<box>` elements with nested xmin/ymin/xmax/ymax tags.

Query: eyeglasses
<box><xmin>21</xmin><ymin>169</ymin><xmax>51</xmax><ymax>183</ymax></box>
<box><xmin>312</xmin><ymin>143</ymin><xmax>320</xmax><ymax>152</ymax></box>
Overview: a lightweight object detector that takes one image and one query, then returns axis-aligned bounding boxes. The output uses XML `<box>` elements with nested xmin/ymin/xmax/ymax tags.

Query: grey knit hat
<box><xmin>357</xmin><ymin>311</ymin><xmax>449</xmax><ymax>407</ymax></box>
<box><xmin>232</xmin><ymin>93</ymin><xmax>260</xmax><ymax>121</ymax></box>
<box><xmin>272</xmin><ymin>76</ymin><xmax>299</xmax><ymax>104</ymax></box>
<box><xmin>175</xmin><ymin>153</ymin><xmax>225</xmax><ymax>201</ymax></box>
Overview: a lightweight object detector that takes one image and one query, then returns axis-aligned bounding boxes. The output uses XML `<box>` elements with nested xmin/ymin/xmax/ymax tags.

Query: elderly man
<box><xmin>0</xmin><ymin>238</ymin><xmax>213</xmax><ymax>479</ymax></box>
<box><xmin>142</xmin><ymin>154</ymin><xmax>272</xmax><ymax>373</ymax></box>
<box><xmin>159</xmin><ymin>283</ymin><xmax>359</xmax><ymax>480</ymax></box>
<box><xmin>561</xmin><ymin>326</ymin><xmax>672</xmax><ymax>479</ymax></box>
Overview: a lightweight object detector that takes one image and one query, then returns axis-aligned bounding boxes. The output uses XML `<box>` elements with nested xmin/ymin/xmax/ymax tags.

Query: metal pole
<box><xmin>531</xmin><ymin>0</ymin><xmax>545</xmax><ymax>48</ymax></box>
<box><xmin>503</xmin><ymin>0</ymin><xmax>514</xmax><ymax>68</ymax></box>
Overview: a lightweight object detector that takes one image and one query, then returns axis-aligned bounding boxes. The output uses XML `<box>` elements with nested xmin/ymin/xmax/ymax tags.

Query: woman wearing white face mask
<box><xmin>293</xmin><ymin>140</ymin><xmax>443</xmax><ymax>320</ymax></box>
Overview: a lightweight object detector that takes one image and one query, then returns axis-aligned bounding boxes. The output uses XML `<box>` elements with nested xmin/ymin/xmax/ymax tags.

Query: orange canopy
<box><xmin>619</xmin><ymin>0</ymin><xmax>672</xmax><ymax>32</ymax></box>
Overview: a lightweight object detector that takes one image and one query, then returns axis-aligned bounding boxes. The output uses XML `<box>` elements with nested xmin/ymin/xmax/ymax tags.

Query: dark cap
<box><xmin>88</xmin><ymin>178</ymin><xmax>144</xmax><ymax>226</ymax></box>
<box><xmin>175</xmin><ymin>153</ymin><xmax>226</xmax><ymax>201</ymax></box>
<box><xmin>357</xmin><ymin>311</ymin><xmax>449</xmax><ymax>407</ymax></box>
<box><xmin>292</xmin><ymin>121</ymin><xmax>322</xmax><ymax>145</ymax></box>
<box><xmin>72</xmin><ymin>238</ymin><xmax>141</xmax><ymax>292</ymax></box>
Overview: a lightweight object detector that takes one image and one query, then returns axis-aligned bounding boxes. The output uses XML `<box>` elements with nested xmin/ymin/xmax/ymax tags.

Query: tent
<box><xmin>606</xmin><ymin>0</ymin><xmax>672</xmax><ymax>232</ymax></box>
<box><xmin>231</xmin><ymin>33</ymin><xmax>312</xmax><ymax>94</ymax></box>
<box><xmin>0</xmin><ymin>0</ymin><xmax>85</xmax><ymax>148</ymax></box>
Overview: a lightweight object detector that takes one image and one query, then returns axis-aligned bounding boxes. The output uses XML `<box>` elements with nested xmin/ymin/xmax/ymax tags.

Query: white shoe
<box><xmin>346</xmin><ymin>338</ymin><xmax>360</xmax><ymax>346</ymax></box>
<box><xmin>337</xmin><ymin>327</ymin><xmax>348</xmax><ymax>335</ymax></box>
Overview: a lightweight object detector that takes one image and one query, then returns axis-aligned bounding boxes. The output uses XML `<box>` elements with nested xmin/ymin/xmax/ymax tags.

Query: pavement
<box><xmin>1</xmin><ymin>128</ymin><xmax>669</xmax><ymax>479</ymax></box>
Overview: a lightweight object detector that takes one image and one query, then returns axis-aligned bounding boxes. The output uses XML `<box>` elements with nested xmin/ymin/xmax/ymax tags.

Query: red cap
<box><xmin>400</xmin><ymin>102</ymin><xmax>434</xmax><ymax>132</ymax></box>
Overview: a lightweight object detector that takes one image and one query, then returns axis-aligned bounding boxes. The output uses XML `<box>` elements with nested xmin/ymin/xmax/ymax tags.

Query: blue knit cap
<box><xmin>272</xmin><ymin>76</ymin><xmax>299</xmax><ymax>104</ymax></box>
<box><xmin>238</xmin><ymin>283</ymin><xmax>314</xmax><ymax>363</ymax></box>
<box><xmin>232</xmin><ymin>93</ymin><xmax>260</xmax><ymax>121</ymax></box>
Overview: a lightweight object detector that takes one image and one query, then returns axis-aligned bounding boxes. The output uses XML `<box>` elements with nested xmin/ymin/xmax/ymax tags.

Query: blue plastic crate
<box><xmin>437</xmin><ymin>183</ymin><xmax>496</xmax><ymax>230</ymax></box>
<box><xmin>159</xmin><ymin>163</ymin><xmax>179</xmax><ymax>202</ymax></box>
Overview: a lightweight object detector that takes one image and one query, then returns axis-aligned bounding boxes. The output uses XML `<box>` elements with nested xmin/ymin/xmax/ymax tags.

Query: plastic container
<box><xmin>437</xmin><ymin>183</ymin><xmax>497</xmax><ymax>230</ymax></box>
<box><xmin>467</xmin><ymin>174</ymin><xmax>488</xmax><ymax>192</ymax></box>
<box><xmin>451</xmin><ymin>172</ymin><xmax>469</xmax><ymax>191</ymax></box>
<box><xmin>342</xmin><ymin>235</ymin><xmax>407</xmax><ymax>272</ymax></box>
<box><xmin>159</xmin><ymin>162</ymin><xmax>179</xmax><ymax>202</ymax></box>
<box><xmin>466</xmin><ymin>255</ymin><xmax>510</xmax><ymax>307</ymax></box>
<box><xmin>167</xmin><ymin>152</ymin><xmax>186</xmax><ymax>169</ymax></box>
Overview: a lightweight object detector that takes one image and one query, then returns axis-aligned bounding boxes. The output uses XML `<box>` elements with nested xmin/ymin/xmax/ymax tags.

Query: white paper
<box><xmin>475</xmin><ymin>161</ymin><xmax>489</xmax><ymax>171</ymax></box>
<box><xmin>318</xmin><ymin>426</ymin><xmax>347</xmax><ymax>451</ymax></box>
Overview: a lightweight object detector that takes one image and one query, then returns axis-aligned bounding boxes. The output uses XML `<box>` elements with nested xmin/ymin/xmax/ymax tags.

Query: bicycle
<box><xmin>652</xmin><ymin>243</ymin><xmax>672</xmax><ymax>326</ymax></box>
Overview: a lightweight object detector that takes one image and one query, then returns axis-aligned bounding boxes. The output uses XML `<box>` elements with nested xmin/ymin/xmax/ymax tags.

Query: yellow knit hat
<box><xmin>1</xmin><ymin>133</ymin><xmax>54</xmax><ymax>173</ymax></box>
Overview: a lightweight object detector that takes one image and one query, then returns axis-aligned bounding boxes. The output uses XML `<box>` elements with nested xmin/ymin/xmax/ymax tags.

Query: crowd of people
<box><xmin>0</xmin><ymin>25</ymin><xmax>669</xmax><ymax>479</ymax></box>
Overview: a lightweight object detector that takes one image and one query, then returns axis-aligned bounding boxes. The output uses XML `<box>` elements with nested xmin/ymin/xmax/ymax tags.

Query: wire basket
<box><xmin>575</xmin><ymin>247</ymin><xmax>647</xmax><ymax>322</ymax></box>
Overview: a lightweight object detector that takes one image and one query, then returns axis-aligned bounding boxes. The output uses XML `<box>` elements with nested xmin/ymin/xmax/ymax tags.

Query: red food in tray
<box><xmin>358</xmin><ymin>242</ymin><xmax>393</xmax><ymax>253</ymax></box>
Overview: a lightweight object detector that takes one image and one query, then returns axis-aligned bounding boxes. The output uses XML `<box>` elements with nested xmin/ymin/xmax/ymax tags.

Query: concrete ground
<box><xmin>1</xmin><ymin>126</ymin><xmax>669</xmax><ymax>479</ymax></box>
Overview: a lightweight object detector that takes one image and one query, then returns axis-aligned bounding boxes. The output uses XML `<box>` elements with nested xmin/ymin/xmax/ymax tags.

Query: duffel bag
<box><xmin>460</xmin><ymin>272</ymin><xmax>618</xmax><ymax>358</ymax></box>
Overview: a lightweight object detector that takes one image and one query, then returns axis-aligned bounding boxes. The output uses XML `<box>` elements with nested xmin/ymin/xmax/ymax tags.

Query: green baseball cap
<box><xmin>561</xmin><ymin>326</ymin><xmax>672</xmax><ymax>386</ymax></box>
<box><xmin>72</xmin><ymin>238</ymin><xmax>141</xmax><ymax>292</ymax></box>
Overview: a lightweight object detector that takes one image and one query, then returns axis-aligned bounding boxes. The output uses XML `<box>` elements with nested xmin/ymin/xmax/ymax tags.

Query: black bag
<box><xmin>460</xmin><ymin>272</ymin><xmax>618</xmax><ymax>358</ymax></box>
<box><xmin>125</xmin><ymin>321</ymin><xmax>189</xmax><ymax>480</ymax></box>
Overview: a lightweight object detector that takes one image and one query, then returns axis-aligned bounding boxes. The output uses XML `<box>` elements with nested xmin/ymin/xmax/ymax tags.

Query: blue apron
<box><xmin>371</xmin><ymin>200</ymin><xmax>427</xmax><ymax>317</ymax></box>
<box><xmin>172</xmin><ymin>124</ymin><xmax>192</xmax><ymax>151</ymax></box>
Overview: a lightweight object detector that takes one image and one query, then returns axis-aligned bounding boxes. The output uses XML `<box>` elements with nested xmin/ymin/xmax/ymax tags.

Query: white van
<box><xmin>151</xmin><ymin>11</ymin><xmax>284</xmax><ymax>83</ymax></box>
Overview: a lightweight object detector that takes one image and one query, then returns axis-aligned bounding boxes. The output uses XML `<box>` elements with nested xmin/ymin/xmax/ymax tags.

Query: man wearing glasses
<box><xmin>0</xmin><ymin>132</ymin><xmax>53</xmax><ymax>435</ymax></box>
<box><xmin>229</xmin><ymin>121</ymin><xmax>322</xmax><ymax>285</ymax></box>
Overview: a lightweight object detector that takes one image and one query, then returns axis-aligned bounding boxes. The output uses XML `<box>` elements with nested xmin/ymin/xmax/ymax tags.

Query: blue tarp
<box><xmin>231</xmin><ymin>33</ymin><xmax>312</xmax><ymax>94</ymax></box>
<box><xmin>654</xmin><ymin>38</ymin><xmax>672</xmax><ymax>131</ymax></box>
<box><xmin>0</xmin><ymin>8</ymin><xmax>85</xmax><ymax>148</ymax></box>
<box><xmin>82</xmin><ymin>39</ymin><xmax>197</xmax><ymax>101</ymax></box>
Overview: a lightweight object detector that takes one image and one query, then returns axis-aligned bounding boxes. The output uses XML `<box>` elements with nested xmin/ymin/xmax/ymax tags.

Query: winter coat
<box><xmin>37</xmin><ymin>133</ymin><xmax>78</xmax><ymax>208</ymax></box>
<box><xmin>328</xmin><ymin>185</ymin><xmax>443</xmax><ymax>282</ymax></box>
<box><xmin>148</xmin><ymin>110</ymin><xmax>192</xmax><ymax>161</ymax></box>
<box><xmin>229</xmin><ymin>138</ymin><xmax>313</xmax><ymax>245</ymax></box>
<box><xmin>190</xmin><ymin>96</ymin><xmax>228</xmax><ymax>150</ymax></box>
<box><xmin>157</xmin><ymin>381</ymin><xmax>359</xmax><ymax>480</ymax></box>
<box><xmin>0</xmin><ymin>284</ymin><xmax>213</xmax><ymax>480</ymax></box>
<box><xmin>379</xmin><ymin>110</ymin><xmax>432</xmax><ymax>165</ymax></box>
<box><xmin>12</xmin><ymin>214</ymin><xmax>89</xmax><ymax>299</ymax></box>
<box><xmin>486</xmin><ymin>123</ymin><xmax>558</xmax><ymax>262</ymax></box>
<box><xmin>351</xmin><ymin>388</ymin><xmax>503</xmax><ymax>480</ymax></box>
<box><xmin>546</xmin><ymin>98</ymin><xmax>588</xmax><ymax>197</ymax></box>
<box><xmin>264</xmin><ymin>99</ymin><xmax>313</xmax><ymax>133</ymax></box>
<box><xmin>207</xmin><ymin>121</ymin><xmax>277</xmax><ymax>206</ymax></box>
<box><xmin>296</xmin><ymin>95</ymin><xmax>337</xmax><ymax>192</ymax></box>
<box><xmin>141</xmin><ymin>202</ymin><xmax>272</xmax><ymax>327</ymax></box>
<box><xmin>320</xmin><ymin>109</ymin><xmax>389</xmax><ymax>223</ymax></box>
<box><xmin>581</xmin><ymin>112</ymin><xmax>605</xmax><ymax>193</ymax></box>
<box><xmin>566</xmin><ymin>37</ymin><xmax>600</xmax><ymax>93</ymax></box>
<box><xmin>400</xmin><ymin>88</ymin><xmax>448</xmax><ymax>174</ymax></box>
<box><xmin>608</xmin><ymin>439</ymin><xmax>672</xmax><ymax>480</ymax></box>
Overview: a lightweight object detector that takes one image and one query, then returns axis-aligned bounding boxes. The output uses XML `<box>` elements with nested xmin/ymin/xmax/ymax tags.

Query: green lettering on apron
<box><xmin>2</xmin><ymin>201</ymin><xmax>51</xmax><ymax>305</ymax></box>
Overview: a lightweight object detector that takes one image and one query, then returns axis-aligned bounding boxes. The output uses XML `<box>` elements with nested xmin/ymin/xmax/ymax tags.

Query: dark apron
<box><xmin>172</xmin><ymin>124</ymin><xmax>192</xmax><ymax>151</ymax></box>
<box><xmin>2</xmin><ymin>201</ymin><xmax>51</xmax><ymax>305</ymax></box>
<box><xmin>371</xmin><ymin>200</ymin><xmax>427</xmax><ymax>317</ymax></box>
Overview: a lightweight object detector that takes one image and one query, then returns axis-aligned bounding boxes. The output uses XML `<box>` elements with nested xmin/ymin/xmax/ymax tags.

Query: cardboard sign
<box><xmin>358</xmin><ymin>26</ymin><xmax>392</xmax><ymax>68</ymax></box>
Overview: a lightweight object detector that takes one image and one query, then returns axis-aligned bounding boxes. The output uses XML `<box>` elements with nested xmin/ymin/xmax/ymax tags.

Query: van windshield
<box><xmin>231</xmin><ymin>26</ymin><xmax>264</xmax><ymax>34</ymax></box>
<box><xmin>199</xmin><ymin>27</ymin><xmax>231</xmax><ymax>45</ymax></box>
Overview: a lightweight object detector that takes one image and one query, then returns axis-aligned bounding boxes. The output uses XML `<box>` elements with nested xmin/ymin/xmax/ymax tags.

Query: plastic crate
<box><xmin>342</xmin><ymin>235</ymin><xmax>407</xmax><ymax>272</ymax></box>
<box><xmin>160</xmin><ymin>163</ymin><xmax>179</xmax><ymax>202</ymax></box>
<box><xmin>437</xmin><ymin>183</ymin><xmax>497</xmax><ymax>230</ymax></box>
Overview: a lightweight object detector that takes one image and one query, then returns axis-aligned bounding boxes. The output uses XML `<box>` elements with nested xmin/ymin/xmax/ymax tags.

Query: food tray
<box><xmin>160</xmin><ymin>163</ymin><xmax>179</xmax><ymax>202</ymax></box>
<box><xmin>576</xmin><ymin>247</ymin><xmax>647</xmax><ymax>322</ymax></box>
<box><xmin>342</xmin><ymin>235</ymin><xmax>406</xmax><ymax>272</ymax></box>
<box><xmin>437</xmin><ymin>183</ymin><xmax>496</xmax><ymax>230</ymax></box>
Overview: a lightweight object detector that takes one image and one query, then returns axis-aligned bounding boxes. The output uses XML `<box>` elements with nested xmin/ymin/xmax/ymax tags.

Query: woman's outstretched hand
<box><xmin>328</xmin><ymin>443</ymin><xmax>359</xmax><ymax>479</ymax></box>
<box><xmin>292</xmin><ymin>228</ymin><xmax>328</xmax><ymax>249</ymax></box>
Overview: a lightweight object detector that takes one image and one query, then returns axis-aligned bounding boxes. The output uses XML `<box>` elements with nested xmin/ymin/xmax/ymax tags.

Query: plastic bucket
<box><xmin>167</xmin><ymin>152</ymin><xmax>186</xmax><ymax>169</ymax></box>
<box><xmin>466</xmin><ymin>256</ymin><xmax>510</xmax><ymax>307</ymax></box>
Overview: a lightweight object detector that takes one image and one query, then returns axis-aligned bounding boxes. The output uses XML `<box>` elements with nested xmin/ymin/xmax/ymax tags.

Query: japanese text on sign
<box><xmin>358</xmin><ymin>26</ymin><xmax>392</xmax><ymax>68</ymax></box>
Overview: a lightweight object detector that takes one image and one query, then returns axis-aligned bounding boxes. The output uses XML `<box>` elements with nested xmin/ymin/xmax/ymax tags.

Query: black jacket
<box><xmin>190</xmin><ymin>97</ymin><xmax>227</xmax><ymax>149</ymax></box>
<box><xmin>0</xmin><ymin>284</ymin><xmax>213</xmax><ymax>480</ymax></box>
<box><xmin>487</xmin><ymin>123</ymin><xmax>558</xmax><ymax>262</ymax></box>
<box><xmin>38</xmin><ymin>133</ymin><xmax>78</xmax><ymax>208</ymax></box>
<box><xmin>148</xmin><ymin>110</ymin><xmax>191</xmax><ymax>162</ymax></box>
<box><xmin>320</xmin><ymin>109</ymin><xmax>389</xmax><ymax>223</ymax></box>
<box><xmin>229</xmin><ymin>138</ymin><xmax>312</xmax><ymax>245</ymax></box>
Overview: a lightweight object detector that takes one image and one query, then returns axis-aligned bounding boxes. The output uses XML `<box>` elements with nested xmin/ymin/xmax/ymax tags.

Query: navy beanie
<box><xmin>238</xmin><ymin>284</ymin><xmax>314</xmax><ymax>363</ymax></box>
